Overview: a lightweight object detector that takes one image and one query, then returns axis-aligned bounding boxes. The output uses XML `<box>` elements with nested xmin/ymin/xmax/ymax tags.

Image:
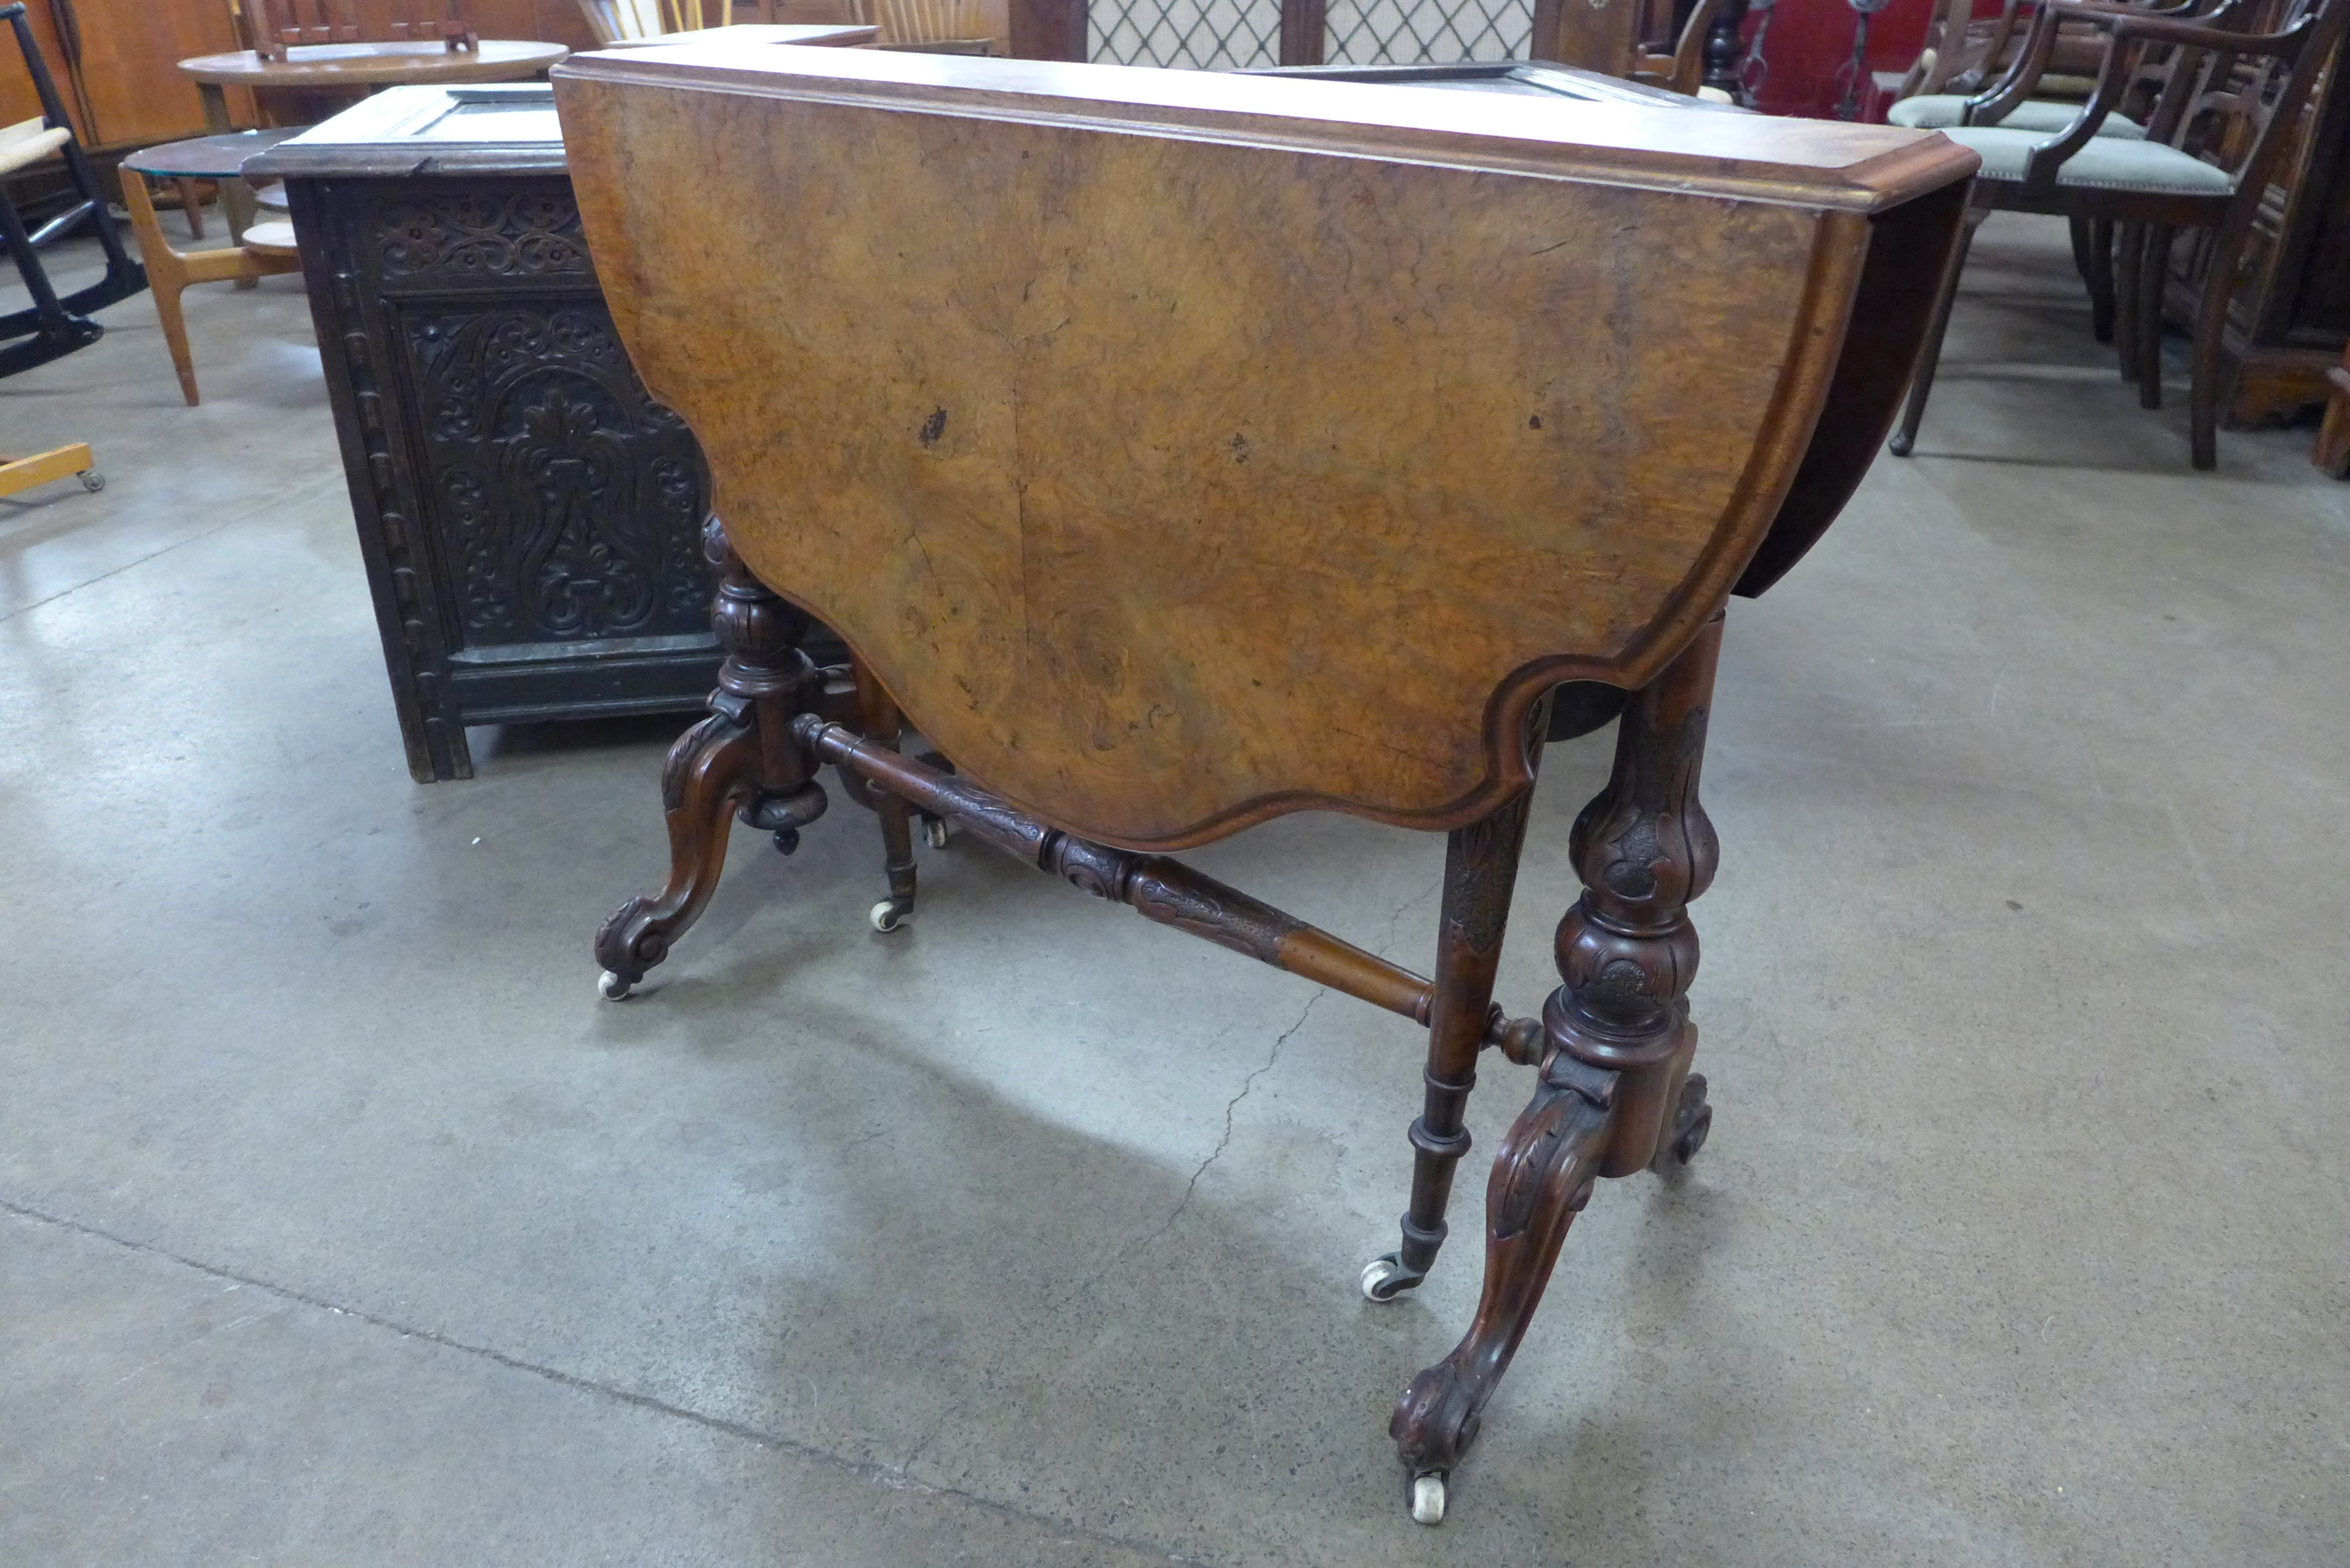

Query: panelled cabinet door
<box><xmin>0</xmin><ymin>1</ymin><xmax>87</xmax><ymax>139</ymax></box>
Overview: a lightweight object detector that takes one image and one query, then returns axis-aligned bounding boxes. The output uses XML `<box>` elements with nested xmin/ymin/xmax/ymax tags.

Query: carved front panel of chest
<box><xmin>358</xmin><ymin>181</ymin><xmax>715</xmax><ymax>653</ymax></box>
<box><xmin>396</xmin><ymin>301</ymin><xmax>711</xmax><ymax>648</ymax></box>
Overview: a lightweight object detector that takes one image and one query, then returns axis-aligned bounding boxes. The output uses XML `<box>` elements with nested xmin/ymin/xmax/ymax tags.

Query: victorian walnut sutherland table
<box><xmin>553</xmin><ymin>45</ymin><xmax>1978</xmax><ymax>1526</ymax></box>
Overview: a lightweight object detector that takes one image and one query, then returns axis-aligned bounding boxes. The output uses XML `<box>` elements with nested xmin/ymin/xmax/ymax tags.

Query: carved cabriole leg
<box><xmin>1363</xmin><ymin>755</ymin><xmax>1543</xmax><ymax>1301</ymax></box>
<box><xmin>1389</xmin><ymin>1052</ymin><xmax>1617</xmax><ymax>1521</ymax></box>
<box><xmin>594</xmin><ymin>518</ymin><xmax>826</xmax><ymax>997</ymax></box>
<box><xmin>1390</xmin><ymin>615</ymin><xmax>1723</xmax><ymax>1522</ymax></box>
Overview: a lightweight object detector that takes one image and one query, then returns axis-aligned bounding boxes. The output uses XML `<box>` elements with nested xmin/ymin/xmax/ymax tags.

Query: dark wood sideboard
<box><xmin>253</xmin><ymin>85</ymin><xmax>731</xmax><ymax>782</ymax></box>
<box><xmin>2208</xmin><ymin>53</ymin><xmax>2350</xmax><ymax>423</ymax></box>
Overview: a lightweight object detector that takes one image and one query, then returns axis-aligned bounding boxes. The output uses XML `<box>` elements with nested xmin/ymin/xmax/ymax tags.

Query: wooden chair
<box><xmin>1627</xmin><ymin>0</ymin><xmax>1729</xmax><ymax>95</ymax></box>
<box><xmin>574</xmin><ymin>0</ymin><xmax>707</xmax><ymax>43</ymax></box>
<box><xmin>0</xmin><ymin>2</ymin><xmax>145</xmax><ymax>378</ymax></box>
<box><xmin>241</xmin><ymin>0</ymin><xmax>477</xmax><ymax>59</ymax></box>
<box><xmin>853</xmin><ymin>0</ymin><xmax>995</xmax><ymax>52</ymax></box>
<box><xmin>1890</xmin><ymin>0</ymin><xmax>2350</xmax><ymax>469</ymax></box>
<box><xmin>1889</xmin><ymin>0</ymin><xmax>2203</xmax><ymax>347</ymax></box>
<box><xmin>118</xmin><ymin>137</ymin><xmax>306</xmax><ymax>404</ymax></box>
<box><xmin>1889</xmin><ymin>0</ymin><xmax>2203</xmax><ymax>133</ymax></box>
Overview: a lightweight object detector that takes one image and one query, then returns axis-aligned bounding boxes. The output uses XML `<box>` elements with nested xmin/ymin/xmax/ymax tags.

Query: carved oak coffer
<box><xmin>254</xmin><ymin>86</ymin><xmax>728</xmax><ymax>783</ymax></box>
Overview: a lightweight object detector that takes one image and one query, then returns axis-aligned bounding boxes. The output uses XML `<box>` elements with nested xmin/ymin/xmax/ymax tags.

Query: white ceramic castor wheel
<box><xmin>78</xmin><ymin>470</ymin><xmax>104</xmax><ymax>492</ymax></box>
<box><xmin>1359</xmin><ymin>1254</ymin><xmax>1415</xmax><ymax>1302</ymax></box>
<box><xmin>869</xmin><ymin>899</ymin><xmax>912</xmax><ymax>933</ymax></box>
<box><xmin>1410</xmin><ymin>1473</ymin><xmax>1447</xmax><ymax>1526</ymax></box>
<box><xmin>922</xmin><ymin>814</ymin><xmax>952</xmax><ymax>850</ymax></box>
<box><xmin>598</xmin><ymin>970</ymin><xmax>633</xmax><ymax>1001</ymax></box>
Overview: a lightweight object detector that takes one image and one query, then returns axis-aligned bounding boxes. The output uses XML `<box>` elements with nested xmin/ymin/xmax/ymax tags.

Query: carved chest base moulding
<box><xmin>551</xmin><ymin>46</ymin><xmax>1977</xmax><ymax>1528</ymax></box>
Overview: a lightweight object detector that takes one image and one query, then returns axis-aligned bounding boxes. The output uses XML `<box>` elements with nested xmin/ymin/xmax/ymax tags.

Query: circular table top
<box><xmin>122</xmin><ymin>126</ymin><xmax>310</xmax><ymax>180</ymax></box>
<box><xmin>177</xmin><ymin>39</ymin><xmax>568</xmax><ymax>88</ymax></box>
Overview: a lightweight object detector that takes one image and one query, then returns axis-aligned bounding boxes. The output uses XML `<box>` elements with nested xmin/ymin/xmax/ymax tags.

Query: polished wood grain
<box><xmin>556</xmin><ymin>46</ymin><xmax>1973</xmax><ymax>851</ymax></box>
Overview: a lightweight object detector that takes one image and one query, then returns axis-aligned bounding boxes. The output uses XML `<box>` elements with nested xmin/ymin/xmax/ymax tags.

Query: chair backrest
<box><xmin>1627</xmin><ymin>0</ymin><xmax>1727</xmax><ymax>95</ymax></box>
<box><xmin>849</xmin><ymin>0</ymin><xmax>986</xmax><ymax>45</ymax></box>
<box><xmin>239</xmin><ymin>0</ymin><xmax>478</xmax><ymax>59</ymax></box>
<box><xmin>1892</xmin><ymin>0</ymin><xmax>1978</xmax><ymax>97</ymax></box>
<box><xmin>2142</xmin><ymin>0</ymin><xmax>2346</xmax><ymax>186</ymax></box>
<box><xmin>574</xmin><ymin>0</ymin><xmax>707</xmax><ymax>44</ymax></box>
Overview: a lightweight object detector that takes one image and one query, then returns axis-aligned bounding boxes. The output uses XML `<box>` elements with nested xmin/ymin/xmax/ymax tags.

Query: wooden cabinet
<box><xmin>2203</xmin><ymin>62</ymin><xmax>2350</xmax><ymax>422</ymax></box>
<box><xmin>0</xmin><ymin>1</ymin><xmax>81</xmax><ymax>134</ymax></box>
<box><xmin>250</xmin><ymin>85</ymin><xmax>727</xmax><ymax>782</ymax></box>
<box><xmin>1</xmin><ymin>0</ymin><xmax>584</xmax><ymax>153</ymax></box>
<box><xmin>0</xmin><ymin>0</ymin><xmax>242</xmax><ymax>150</ymax></box>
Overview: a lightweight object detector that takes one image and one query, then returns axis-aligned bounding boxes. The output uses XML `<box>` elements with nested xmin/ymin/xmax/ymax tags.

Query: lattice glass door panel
<box><xmin>1324</xmin><ymin>0</ymin><xmax>1533</xmax><ymax>63</ymax></box>
<box><xmin>1090</xmin><ymin>0</ymin><xmax>1281</xmax><ymax>67</ymax></box>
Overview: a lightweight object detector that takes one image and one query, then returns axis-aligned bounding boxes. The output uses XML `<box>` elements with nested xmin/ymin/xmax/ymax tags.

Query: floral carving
<box><xmin>400</xmin><ymin>303</ymin><xmax>712</xmax><ymax>644</ymax></box>
<box><xmin>375</xmin><ymin>190</ymin><xmax>591</xmax><ymax>281</ymax></box>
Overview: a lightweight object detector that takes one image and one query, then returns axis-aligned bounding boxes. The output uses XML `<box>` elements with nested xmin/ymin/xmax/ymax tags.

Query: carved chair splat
<box><xmin>240</xmin><ymin>0</ymin><xmax>478</xmax><ymax>60</ymax></box>
<box><xmin>555</xmin><ymin>48</ymin><xmax>1976</xmax><ymax>1528</ymax></box>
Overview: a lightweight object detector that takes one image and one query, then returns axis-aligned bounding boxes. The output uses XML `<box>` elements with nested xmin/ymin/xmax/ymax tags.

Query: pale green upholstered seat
<box><xmin>1888</xmin><ymin>92</ymin><xmax>2147</xmax><ymax>138</ymax></box>
<box><xmin>1940</xmin><ymin>126</ymin><xmax>2237</xmax><ymax>194</ymax></box>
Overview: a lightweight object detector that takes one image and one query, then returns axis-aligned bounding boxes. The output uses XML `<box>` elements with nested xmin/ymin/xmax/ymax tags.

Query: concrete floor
<box><xmin>2</xmin><ymin>209</ymin><xmax>2346</xmax><ymax>1567</ymax></box>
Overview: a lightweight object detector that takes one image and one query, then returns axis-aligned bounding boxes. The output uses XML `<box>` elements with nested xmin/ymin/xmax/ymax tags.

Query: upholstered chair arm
<box><xmin>2015</xmin><ymin>0</ymin><xmax>2303</xmax><ymax>192</ymax></box>
<box><xmin>1964</xmin><ymin>0</ymin><xmax>2232</xmax><ymax>126</ymax></box>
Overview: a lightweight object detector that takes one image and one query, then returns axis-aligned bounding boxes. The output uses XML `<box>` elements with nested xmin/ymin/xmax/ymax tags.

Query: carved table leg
<box><xmin>1360</xmin><ymin>783</ymin><xmax>1539</xmax><ymax>1302</ymax></box>
<box><xmin>594</xmin><ymin>518</ymin><xmax>828</xmax><ymax>999</ymax></box>
<box><xmin>1390</xmin><ymin>615</ymin><xmax>1723</xmax><ymax>1524</ymax></box>
<box><xmin>852</xmin><ymin>658</ymin><xmax>920</xmax><ymax>934</ymax></box>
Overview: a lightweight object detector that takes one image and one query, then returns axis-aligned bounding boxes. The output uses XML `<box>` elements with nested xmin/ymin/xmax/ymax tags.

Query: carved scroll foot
<box><xmin>1390</xmin><ymin>1052</ymin><xmax>1618</xmax><ymax>1513</ymax></box>
<box><xmin>594</xmin><ymin>709</ymin><xmax>756</xmax><ymax>997</ymax></box>
<box><xmin>595</xmin><ymin>519</ymin><xmax>825</xmax><ymax>997</ymax></box>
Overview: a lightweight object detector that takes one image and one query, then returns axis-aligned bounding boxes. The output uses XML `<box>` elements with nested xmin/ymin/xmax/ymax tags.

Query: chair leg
<box><xmin>1390</xmin><ymin>615</ymin><xmax>1722</xmax><ymax>1526</ymax></box>
<box><xmin>2138</xmin><ymin>225</ymin><xmax>2174</xmax><ymax>412</ymax></box>
<box><xmin>852</xmin><ymin>658</ymin><xmax>921</xmax><ymax>934</ymax></box>
<box><xmin>2087</xmin><ymin>217</ymin><xmax>2117</xmax><ymax>346</ymax></box>
<box><xmin>1360</xmin><ymin>775</ymin><xmax>1540</xmax><ymax>1303</ymax></box>
<box><xmin>2114</xmin><ymin>222</ymin><xmax>2140</xmax><ymax>380</ymax></box>
<box><xmin>595</xmin><ymin>522</ymin><xmax>828</xmax><ymax>997</ymax></box>
<box><xmin>152</xmin><ymin>269</ymin><xmax>200</xmax><ymax>406</ymax></box>
<box><xmin>117</xmin><ymin>174</ymin><xmax>202</xmax><ymax>405</ymax></box>
<box><xmin>2189</xmin><ymin>228</ymin><xmax>2244</xmax><ymax>472</ymax></box>
<box><xmin>0</xmin><ymin>189</ymin><xmax>80</xmax><ymax>343</ymax></box>
<box><xmin>1891</xmin><ymin>205</ymin><xmax>1984</xmax><ymax>457</ymax></box>
<box><xmin>176</xmin><ymin>178</ymin><xmax>207</xmax><ymax>240</ymax></box>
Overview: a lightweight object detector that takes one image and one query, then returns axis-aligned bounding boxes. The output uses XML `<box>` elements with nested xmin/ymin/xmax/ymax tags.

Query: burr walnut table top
<box><xmin>552</xmin><ymin>47</ymin><xmax>1978</xmax><ymax>849</ymax></box>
